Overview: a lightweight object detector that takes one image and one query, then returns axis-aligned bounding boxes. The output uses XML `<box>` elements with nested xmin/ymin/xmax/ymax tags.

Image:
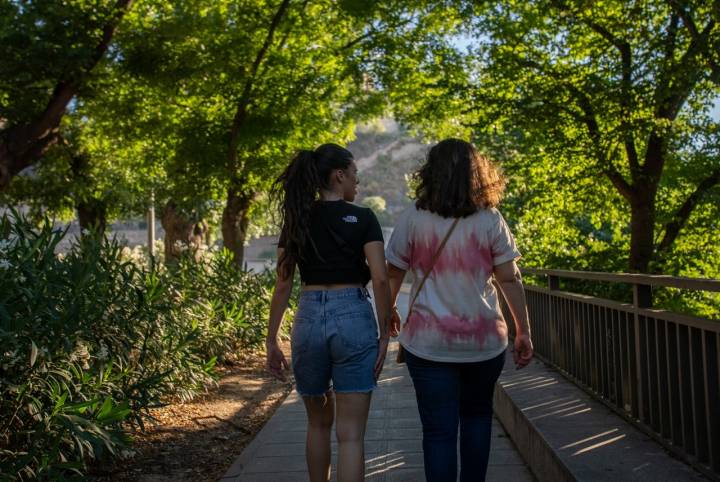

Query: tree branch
<box><xmin>643</xmin><ymin>9</ymin><xmax>716</xmax><ymax>187</ymax></box>
<box><xmin>602</xmin><ymin>162</ymin><xmax>635</xmax><ymax>201</ymax></box>
<box><xmin>666</xmin><ymin>0</ymin><xmax>720</xmax><ymax>82</ymax></box>
<box><xmin>656</xmin><ymin>167</ymin><xmax>720</xmax><ymax>255</ymax></box>
<box><xmin>654</xmin><ymin>13</ymin><xmax>680</xmax><ymax>111</ymax></box>
<box><xmin>643</xmin><ymin>11</ymin><xmax>717</xmax><ymax>183</ymax></box>
<box><xmin>658</xmin><ymin>16</ymin><xmax>716</xmax><ymax>120</ymax></box>
<box><xmin>586</xmin><ymin>20</ymin><xmax>641</xmax><ymax>177</ymax></box>
<box><xmin>257</xmin><ymin>0</ymin><xmax>310</xmax><ymax>81</ymax></box>
<box><xmin>11</xmin><ymin>0</ymin><xmax>133</xmax><ymax>147</ymax></box>
<box><xmin>337</xmin><ymin>13</ymin><xmax>419</xmax><ymax>53</ymax></box>
<box><xmin>248</xmin><ymin>0</ymin><xmax>291</xmax><ymax>82</ymax></box>
<box><xmin>584</xmin><ymin>18</ymin><xmax>630</xmax><ymax>57</ymax></box>
<box><xmin>550</xmin><ymin>0</ymin><xmax>630</xmax><ymax>60</ymax></box>
<box><xmin>0</xmin><ymin>0</ymin><xmax>133</xmax><ymax>191</ymax></box>
<box><xmin>280</xmin><ymin>0</ymin><xmax>309</xmax><ymax>50</ymax></box>
<box><xmin>340</xmin><ymin>29</ymin><xmax>377</xmax><ymax>51</ymax></box>
<box><xmin>548</xmin><ymin>1</ymin><xmax>643</xmax><ymax>186</ymax></box>
<box><xmin>228</xmin><ymin>0</ymin><xmax>292</xmax><ymax>169</ymax></box>
<box><xmin>517</xmin><ymin>57</ymin><xmax>635</xmax><ymax>199</ymax></box>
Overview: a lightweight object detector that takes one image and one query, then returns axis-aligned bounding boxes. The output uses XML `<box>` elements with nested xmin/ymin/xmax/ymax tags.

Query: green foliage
<box><xmin>0</xmin><ymin>1</ymin><xmax>126</xmax><ymax>125</ymax></box>
<box><xmin>0</xmin><ymin>1</ymin><xmax>162</xmax><ymax>224</ymax></box>
<box><xmin>0</xmin><ymin>212</ymin><xmax>288</xmax><ymax>480</ymax></box>
<box><xmin>0</xmin><ymin>116</ymin><xmax>155</xmax><ymax>225</ymax></box>
<box><xmin>167</xmin><ymin>247</ymin><xmax>284</xmax><ymax>359</ymax></box>
<box><xmin>109</xmin><ymin>0</ymin><xmax>387</xmax><ymax>217</ymax></box>
<box><xmin>1</xmin><ymin>0</ymin><xmax>390</xmax><ymax>240</ymax></box>
<box><xmin>360</xmin><ymin>195</ymin><xmax>392</xmax><ymax>226</ymax></box>
<box><xmin>369</xmin><ymin>0</ymin><xmax>719</xmax><ymax>316</ymax></box>
<box><xmin>360</xmin><ymin>195</ymin><xmax>386</xmax><ymax>213</ymax></box>
<box><xmin>473</xmin><ymin>1</ymin><xmax>719</xmax><ymax>315</ymax></box>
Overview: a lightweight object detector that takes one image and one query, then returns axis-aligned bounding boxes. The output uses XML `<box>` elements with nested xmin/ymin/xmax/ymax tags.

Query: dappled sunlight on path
<box><xmin>220</xmin><ymin>341</ymin><xmax>534</xmax><ymax>481</ymax></box>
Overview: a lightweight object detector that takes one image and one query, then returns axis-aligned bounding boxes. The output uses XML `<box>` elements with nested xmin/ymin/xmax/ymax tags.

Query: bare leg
<box><xmin>335</xmin><ymin>392</ymin><xmax>372</xmax><ymax>482</ymax></box>
<box><xmin>303</xmin><ymin>391</ymin><xmax>335</xmax><ymax>482</ymax></box>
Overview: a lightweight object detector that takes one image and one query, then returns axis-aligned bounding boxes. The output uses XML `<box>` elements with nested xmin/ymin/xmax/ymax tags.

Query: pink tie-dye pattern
<box><xmin>403</xmin><ymin>309</ymin><xmax>507</xmax><ymax>346</ymax></box>
<box><xmin>409</xmin><ymin>230</ymin><xmax>493</xmax><ymax>275</ymax></box>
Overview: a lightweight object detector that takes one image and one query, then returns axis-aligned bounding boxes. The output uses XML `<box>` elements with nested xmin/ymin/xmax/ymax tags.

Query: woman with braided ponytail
<box><xmin>265</xmin><ymin>143</ymin><xmax>392</xmax><ymax>482</ymax></box>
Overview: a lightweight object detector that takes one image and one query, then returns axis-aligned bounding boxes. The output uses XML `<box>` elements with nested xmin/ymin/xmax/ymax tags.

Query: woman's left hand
<box><xmin>374</xmin><ymin>337</ymin><xmax>390</xmax><ymax>380</ymax></box>
<box><xmin>513</xmin><ymin>334</ymin><xmax>534</xmax><ymax>370</ymax></box>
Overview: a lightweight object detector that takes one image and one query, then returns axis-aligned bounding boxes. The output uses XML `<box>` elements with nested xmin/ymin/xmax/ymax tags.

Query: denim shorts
<box><xmin>291</xmin><ymin>287</ymin><xmax>379</xmax><ymax>396</ymax></box>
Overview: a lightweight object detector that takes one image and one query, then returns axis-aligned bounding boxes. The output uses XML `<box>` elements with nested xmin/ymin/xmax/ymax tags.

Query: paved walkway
<box><xmin>220</xmin><ymin>341</ymin><xmax>534</xmax><ymax>481</ymax></box>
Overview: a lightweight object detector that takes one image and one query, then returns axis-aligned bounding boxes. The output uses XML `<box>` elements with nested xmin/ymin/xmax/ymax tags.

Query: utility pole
<box><xmin>147</xmin><ymin>190</ymin><xmax>155</xmax><ymax>256</ymax></box>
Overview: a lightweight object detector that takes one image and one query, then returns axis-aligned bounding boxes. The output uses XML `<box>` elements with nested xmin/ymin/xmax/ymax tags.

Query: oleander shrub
<box><xmin>0</xmin><ymin>212</ymin><xmax>287</xmax><ymax>480</ymax></box>
<box><xmin>171</xmin><ymin>249</ymin><xmax>279</xmax><ymax>357</ymax></box>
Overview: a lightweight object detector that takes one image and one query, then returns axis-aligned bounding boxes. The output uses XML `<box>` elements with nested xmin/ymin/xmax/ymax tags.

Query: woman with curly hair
<box><xmin>386</xmin><ymin>138</ymin><xmax>534</xmax><ymax>481</ymax></box>
<box><xmin>265</xmin><ymin>143</ymin><xmax>392</xmax><ymax>482</ymax></box>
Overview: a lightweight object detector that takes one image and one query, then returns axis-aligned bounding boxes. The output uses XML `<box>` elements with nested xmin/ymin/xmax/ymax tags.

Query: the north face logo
<box><xmin>342</xmin><ymin>215</ymin><xmax>358</xmax><ymax>223</ymax></box>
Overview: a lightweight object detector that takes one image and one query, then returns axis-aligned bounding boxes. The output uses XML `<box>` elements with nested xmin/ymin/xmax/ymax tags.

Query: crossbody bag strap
<box><xmin>407</xmin><ymin>217</ymin><xmax>460</xmax><ymax>314</ymax></box>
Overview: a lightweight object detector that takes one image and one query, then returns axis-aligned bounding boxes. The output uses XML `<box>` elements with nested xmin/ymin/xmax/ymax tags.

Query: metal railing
<box><xmin>507</xmin><ymin>268</ymin><xmax>720</xmax><ymax>479</ymax></box>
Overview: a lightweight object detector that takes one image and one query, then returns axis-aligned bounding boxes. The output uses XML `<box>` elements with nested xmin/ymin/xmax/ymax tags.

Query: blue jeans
<box><xmin>405</xmin><ymin>349</ymin><xmax>506</xmax><ymax>482</ymax></box>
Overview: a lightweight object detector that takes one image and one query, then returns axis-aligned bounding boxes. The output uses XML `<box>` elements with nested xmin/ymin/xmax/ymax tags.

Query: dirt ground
<box><xmin>90</xmin><ymin>342</ymin><xmax>294</xmax><ymax>482</ymax></box>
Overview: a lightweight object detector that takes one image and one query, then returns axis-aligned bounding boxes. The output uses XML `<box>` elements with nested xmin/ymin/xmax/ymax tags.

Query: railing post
<box><xmin>147</xmin><ymin>190</ymin><xmax>155</xmax><ymax>257</ymax></box>
<box><xmin>633</xmin><ymin>283</ymin><xmax>652</xmax><ymax>309</ymax></box>
<box><xmin>548</xmin><ymin>275</ymin><xmax>560</xmax><ymax>291</ymax></box>
<box><xmin>548</xmin><ymin>275</ymin><xmax>560</xmax><ymax>362</ymax></box>
<box><xmin>632</xmin><ymin>283</ymin><xmax>652</xmax><ymax>423</ymax></box>
<box><xmin>519</xmin><ymin>268</ymin><xmax>720</xmax><ymax>477</ymax></box>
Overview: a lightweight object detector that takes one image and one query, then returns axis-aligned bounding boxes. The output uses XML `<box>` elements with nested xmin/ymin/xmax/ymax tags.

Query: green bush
<box><xmin>0</xmin><ymin>212</ymin><xmax>288</xmax><ymax>480</ymax></box>
<box><xmin>167</xmin><ymin>246</ymin><xmax>282</xmax><ymax>364</ymax></box>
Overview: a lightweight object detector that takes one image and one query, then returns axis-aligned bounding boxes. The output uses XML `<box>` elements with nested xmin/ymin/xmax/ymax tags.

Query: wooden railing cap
<box><xmin>520</xmin><ymin>267</ymin><xmax>720</xmax><ymax>292</ymax></box>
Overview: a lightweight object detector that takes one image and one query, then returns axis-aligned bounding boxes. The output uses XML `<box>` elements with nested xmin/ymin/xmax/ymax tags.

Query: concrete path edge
<box><xmin>494</xmin><ymin>373</ymin><xmax>574</xmax><ymax>482</ymax></box>
<box><xmin>217</xmin><ymin>403</ymin><xmax>283</xmax><ymax>481</ymax></box>
<box><xmin>492</xmin><ymin>355</ymin><xmax>706</xmax><ymax>482</ymax></box>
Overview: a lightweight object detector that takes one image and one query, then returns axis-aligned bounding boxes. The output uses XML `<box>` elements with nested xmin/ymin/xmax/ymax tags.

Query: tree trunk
<box><xmin>628</xmin><ymin>188</ymin><xmax>656</xmax><ymax>273</ymax></box>
<box><xmin>70</xmin><ymin>150</ymin><xmax>107</xmax><ymax>235</ymax></box>
<box><xmin>160</xmin><ymin>201</ymin><xmax>208</xmax><ymax>262</ymax></box>
<box><xmin>219</xmin><ymin>0</ymin><xmax>289</xmax><ymax>266</ymax></box>
<box><xmin>77</xmin><ymin>199</ymin><xmax>107</xmax><ymax>235</ymax></box>
<box><xmin>221</xmin><ymin>186</ymin><xmax>253</xmax><ymax>268</ymax></box>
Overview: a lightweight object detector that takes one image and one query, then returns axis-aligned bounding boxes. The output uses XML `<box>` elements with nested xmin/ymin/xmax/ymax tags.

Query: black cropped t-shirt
<box><xmin>278</xmin><ymin>200</ymin><xmax>384</xmax><ymax>285</ymax></box>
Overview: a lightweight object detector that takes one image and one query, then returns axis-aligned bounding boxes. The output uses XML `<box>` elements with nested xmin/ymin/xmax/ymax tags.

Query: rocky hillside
<box><xmin>348</xmin><ymin>120</ymin><xmax>429</xmax><ymax>226</ymax></box>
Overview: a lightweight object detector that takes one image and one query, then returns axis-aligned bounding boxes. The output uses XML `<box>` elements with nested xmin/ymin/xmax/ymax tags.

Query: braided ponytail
<box><xmin>273</xmin><ymin>144</ymin><xmax>354</xmax><ymax>279</ymax></box>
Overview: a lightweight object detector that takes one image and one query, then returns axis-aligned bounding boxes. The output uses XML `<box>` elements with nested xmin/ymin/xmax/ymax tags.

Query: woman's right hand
<box><xmin>266</xmin><ymin>340</ymin><xmax>289</xmax><ymax>380</ymax></box>
<box><xmin>389</xmin><ymin>307</ymin><xmax>401</xmax><ymax>337</ymax></box>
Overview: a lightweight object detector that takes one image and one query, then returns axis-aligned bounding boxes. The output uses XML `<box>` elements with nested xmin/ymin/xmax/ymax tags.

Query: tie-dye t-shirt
<box><xmin>386</xmin><ymin>206</ymin><xmax>521</xmax><ymax>363</ymax></box>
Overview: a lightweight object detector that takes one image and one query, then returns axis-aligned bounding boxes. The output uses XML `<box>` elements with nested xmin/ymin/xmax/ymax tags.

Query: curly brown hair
<box><xmin>415</xmin><ymin>138</ymin><xmax>506</xmax><ymax>218</ymax></box>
